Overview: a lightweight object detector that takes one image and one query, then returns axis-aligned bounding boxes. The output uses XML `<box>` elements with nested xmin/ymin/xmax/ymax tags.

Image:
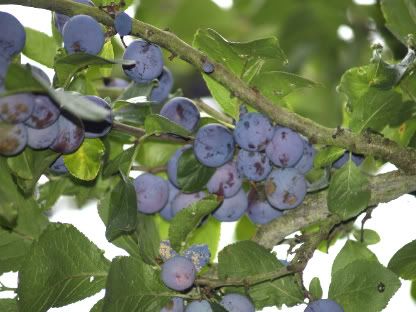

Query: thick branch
<box><xmin>2</xmin><ymin>0</ymin><xmax>416</xmax><ymax>172</ymax></box>
<box><xmin>254</xmin><ymin>171</ymin><xmax>416</xmax><ymax>248</ymax></box>
<box><xmin>195</xmin><ymin>265</ymin><xmax>298</xmax><ymax>289</ymax></box>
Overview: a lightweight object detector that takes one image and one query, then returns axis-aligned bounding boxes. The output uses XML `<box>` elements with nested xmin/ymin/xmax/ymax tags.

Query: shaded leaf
<box><xmin>388</xmin><ymin>240</ymin><xmax>416</xmax><ymax>280</ymax></box>
<box><xmin>169</xmin><ymin>195</ymin><xmax>220</xmax><ymax>251</ymax></box>
<box><xmin>18</xmin><ymin>223</ymin><xmax>110</xmax><ymax>312</ymax></box>
<box><xmin>23</xmin><ymin>28</ymin><xmax>56</xmax><ymax>68</ymax></box>
<box><xmin>327</xmin><ymin>159</ymin><xmax>371</xmax><ymax>220</ymax></box>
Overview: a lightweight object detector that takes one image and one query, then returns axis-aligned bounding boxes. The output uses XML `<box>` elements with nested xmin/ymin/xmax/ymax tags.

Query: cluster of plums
<box><xmin>134</xmin><ymin>97</ymin><xmax>317</xmax><ymax>225</ymax></box>
<box><xmin>0</xmin><ymin>12</ymin><xmax>113</xmax><ymax>157</ymax></box>
<box><xmin>158</xmin><ymin>241</ymin><xmax>344</xmax><ymax>312</ymax></box>
<box><xmin>158</xmin><ymin>241</ymin><xmax>256</xmax><ymax>312</ymax></box>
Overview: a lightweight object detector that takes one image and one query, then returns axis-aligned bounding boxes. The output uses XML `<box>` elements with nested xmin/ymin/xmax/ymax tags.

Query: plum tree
<box><xmin>24</xmin><ymin>95</ymin><xmax>60</xmax><ymax>129</ymax></box>
<box><xmin>82</xmin><ymin>96</ymin><xmax>113</xmax><ymax>138</ymax></box>
<box><xmin>62</xmin><ymin>15</ymin><xmax>104</xmax><ymax>55</ymax></box>
<box><xmin>194</xmin><ymin>124</ymin><xmax>235</xmax><ymax>167</ymax></box>
<box><xmin>265</xmin><ymin>168</ymin><xmax>307</xmax><ymax>210</ymax></box>
<box><xmin>134</xmin><ymin>173</ymin><xmax>169</xmax><ymax>214</ymax></box>
<box><xmin>0</xmin><ymin>11</ymin><xmax>26</xmax><ymax>59</ymax></box>
<box><xmin>220</xmin><ymin>293</ymin><xmax>255</xmax><ymax>312</ymax></box>
<box><xmin>237</xmin><ymin>150</ymin><xmax>272</xmax><ymax>181</ymax></box>
<box><xmin>114</xmin><ymin>12</ymin><xmax>132</xmax><ymax>37</ymax></box>
<box><xmin>53</xmin><ymin>0</ymin><xmax>94</xmax><ymax>34</ymax></box>
<box><xmin>206</xmin><ymin>161</ymin><xmax>242</xmax><ymax>197</ymax></box>
<box><xmin>123</xmin><ymin>39</ymin><xmax>164</xmax><ymax>82</ymax></box>
<box><xmin>212</xmin><ymin>188</ymin><xmax>248</xmax><ymax>222</ymax></box>
<box><xmin>150</xmin><ymin>67</ymin><xmax>174</xmax><ymax>103</ymax></box>
<box><xmin>160</xmin><ymin>97</ymin><xmax>200</xmax><ymax>132</ymax></box>
<box><xmin>266</xmin><ymin>127</ymin><xmax>304</xmax><ymax>167</ymax></box>
<box><xmin>0</xmin><ymin>123</ymin><xmax>27</xmax><ymax>156</ymax></box>
<box><xmin>49</xmin><ymin>114</ymin><xmax>85</xmax><ymax>154</ymax></box>
<box><xmin>0</xmin><ymin>93</ymin><xmax>35</xmax><ymax>123</ymax></box>
<box><xmin>161</xmin><ymin>297</ymin><xmax>184</xmax><ymax>312</ymax></box>
<box><xmin>185</xmin><ymin>300</ymin><xmax>212</xmax><ymax>311</ymax></box>
<box><xmin>161</xmin><ymin>256</ymin><xmax>196</xmax><ymax>291</ymax></box>
<box><xmin>1</xmin><ymin>3</ymin><xmax>415</xmax><ymax>312</ymax></box>
<box><xmin>234</xmin><ymin>112</ymin><xmax>273</xmax><ymax>151</ymax></box>
<box><xmin>27</xmin><ymin>122</ymin><xmax>59</xmax><ymax>149</ymax></box>
<box><xmin>304</xmin><ymin>299</ymin><xmax>344</xmax><ymax>312</ymax></box>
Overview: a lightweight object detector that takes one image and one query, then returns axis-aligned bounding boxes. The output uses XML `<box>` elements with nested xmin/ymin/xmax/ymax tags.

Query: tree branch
<box><xmin>112</xmin><ymin>121</ymin><xmax>189</xmax><ymax>143</ymax></box>
<box><xmin>253</xmin><ymin>171</ymin><xmax>416</xmax><ymax>249</ymax></box>
<box><xmin>2</xmin><ymin>0</ymin><xmax>416</xmax><ymax>173</ymax></box>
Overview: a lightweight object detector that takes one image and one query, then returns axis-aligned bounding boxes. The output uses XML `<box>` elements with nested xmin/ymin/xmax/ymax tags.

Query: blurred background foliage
<box><xmin>124</xmin><ymin>0</ymin><xmax>406</xmax><ymax>128</ymax></box>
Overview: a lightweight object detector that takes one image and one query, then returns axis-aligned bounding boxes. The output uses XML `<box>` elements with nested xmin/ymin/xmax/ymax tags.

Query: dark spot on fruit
<box><xmin>279</xmin><ymin>154</ymin><xmax>289</xmax><ymax>166</ymax></box>
<box><xmin>244</xmin><ymin>121</ymin><xmax>250</xmax><ymax>129</ymax></box>
<box><xmin>283</xmin><ymin>192</ymin><xmax>297</xmax><ymax>205</ymax></box>
<box><xmin>254</xmin><ymin>162</ymin><xmax>264</xmax><ymax>175</ymax></box>
<box><xmin>265</xmin><ymin>180</ymin><xmax>276</xmax><ymax>195</ymax></box>
<box><xmin>176</xmin><ymin>104</ymin><xmax>184</xmax><ymax>119</ymax></box>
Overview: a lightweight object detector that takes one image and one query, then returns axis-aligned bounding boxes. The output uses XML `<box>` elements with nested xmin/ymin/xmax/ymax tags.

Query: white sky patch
<box><xmin>337</xmin><ymin>24</ymin><xmax>355</xmax><ymax>42</ymax></box>
<box><xmin>211</xmin><ymin>0</ymin><xmax>233</xmax><ymax>10</ymax></box>
<box><xmin>354</xmin><ymin>0</ymin><xmax>377</xmax><ymax>5</ymax></box>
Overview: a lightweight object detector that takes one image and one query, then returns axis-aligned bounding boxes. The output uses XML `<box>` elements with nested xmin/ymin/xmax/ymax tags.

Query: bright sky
<box><xmin>0</xmin><ymin>2</ymin><xmax>415</xmax><ymax>312</ymax></box>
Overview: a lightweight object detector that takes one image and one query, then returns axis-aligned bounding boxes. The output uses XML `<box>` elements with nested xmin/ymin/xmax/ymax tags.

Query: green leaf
<box><xmin>327</xmin><ymin>159</ymin><xmax>371</xmax><ymax>220</ymax></box>
<box><xmin>314</xmin><ymin>146</ymin><xmax>345</xmax><ymax>168</ymax></box>
<box><xmin>7</xmin><ymin>148</ymin><xmax>58</xmax><ymax>194</ymax></box>
<box><xmin>113</xmin><ymin>101</ymin><xmax>153</xmax><ymax>127</ymax></box>
<box><xmin>250</xmin><ymin>71</ymin><xmax>318</xmax><ymax>105</ymax></box>
<box><xmin>105</xmin><ymin>176</ymin><xmax>138</xmax><ymax>241</ymax></box>
<box><xmin>338</xmin><ymin>63</ymin><xmax>412</xmax><ymax>133</ymax></box>
<box><xmin>38</xmin><ymin>177</ymin><xmax>73</xmax><ymax>211</ymax></box>
<box><xmin>5</xmin><ymin>64</ymin><xmax>44</xmax><ymax>93</ymax></box>
<box><xmin>193</xmin><ymin>28</ymin><xmax>287</xmax><ymax>118</ymax></box>
<box><xmin>169</xmin><ymin>195</ymin><xmax>220</xmax><ymax>251</ymax></box>
<box><xmin>0</xmin><ymin>199</ymin><xmax>49</xmax><ymax>274</ymax></box>
<box><xmin>64</xmin><ymin>139</ymin><xmax>105</xmax><ymax>181</ymax></box>
<box><xmin>90</xmin><ymin>299</ymin><xmax>103</xmax><ymax>312</ymax></box>
<box><xmin>117</xmin><ymin>83</ymin><xmax>154</xmax><ymax>102</ymax></box>
<box><xmin>235</xmin><ymin>214</ymin><xmax>257</xmax><ymax>241</ymax></box>
<box><xmin>102</xmin><ymin>257</ymin><xmax>173</xmax><ymax>311</ymax></box>
<box><xmin>0</xmin><ymin>299</ymin><xmax>17</xmax><ymax>312</ymax></box>
<box><xmin>98</xmin><ymin>188</ymin><xmax>141</xmax><ymax>258</ymax></box>
<box><xmin>412</xmin><ymin>281</ymin><xmax>416</xmax><ymax>302</ymax></box>
<box><xmin>54</xmin><ymin>52</ymin><xmax>134</xmax><ymax>87</ymax></box>
<box><xmin>144</xmin><ymin>114</ymin><xmax>193</xmax><ymax>137</ymax></box>
<box><xmin>352</xmin><ymin>229</ymin><xmax>381</xmax><ymax>245</ymax></box>
<box><xmin>177</xmin><ymin>148</ymin><xmax>215</xmax><ymax>193</ymax></box>
<box><xmin>136</xmin><ymin>138</ymin><xmax>184</xmax><ymax>168</ymax></box>
<box><xmin>136</xmin><ymin>213</ymin><xmax>161</xmax><ymax>265</ymax></box>
<box><xmin>329</xmin><ymin>260</ymin><xmax>401</xmax><ymax>312</ymax></box>
<box><xmin>23</xmin><ymin>28</ymin><xmax>56</xmax><ymax>68</ymax></box>
<box><xmin>18</xmin><ymin>223</ymin><xmax>110</xmax><ymax>312</ymax></box>
<box><xmin>0</xmin><ymin>157</ymin><xmax>25</xmax><ymax>227</ymax></box>
<box><xmin>349</xmin><ymin>89</ymin><xmax>406</xmax><ymax>133</ymax></box>
<box><xmin>103</xmin><ymin>145</ymin><xmax>138</xmax><ymax>177</ymax></box>
<box><xmin>309</xmin><ymin>277</ymin><xmax>323</xmax><ymax>300</ymax></box>
<box><xmin>381</xmin><ymin>0</ymin><xmax>416</xmax><ymax>44</ymax></box>
<box><xmin>332</xmin><ymin>240</ymin><xmax>378</xmax><ymax>277</ymax></box>
<box><xmin>218</xmin><ymin>241</ymin><xmax>303</xmax><ymax>309</ymax></box>
<box><xmin>388</xmin><ymin>240</ymin><xmax>416</xmax><ymax>280</ymax></box>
